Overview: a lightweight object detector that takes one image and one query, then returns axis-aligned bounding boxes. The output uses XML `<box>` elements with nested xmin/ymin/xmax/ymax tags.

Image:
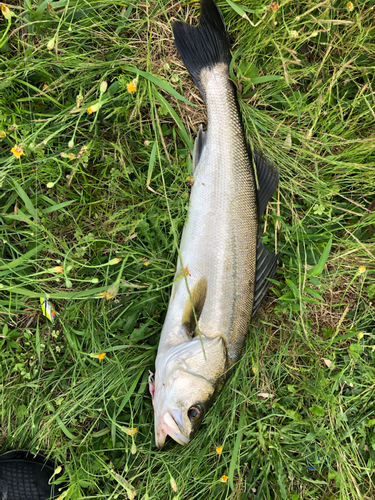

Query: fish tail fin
<box><xmin>172</xmin><ymin>0</ymin><xmax>231</xmax><ymax>97</ymax></box>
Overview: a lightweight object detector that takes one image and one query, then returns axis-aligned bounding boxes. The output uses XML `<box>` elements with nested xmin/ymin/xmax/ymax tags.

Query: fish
<box><xmin>150</xmin><ymin>0</ymin><xmax>279</xmax><ymax>448</ymax></box>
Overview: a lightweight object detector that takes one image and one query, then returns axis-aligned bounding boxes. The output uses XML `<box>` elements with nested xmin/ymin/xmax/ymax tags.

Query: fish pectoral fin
<box><xmin>252</xmin><ymin>235</ymin><xmax>279</xmax><ymax>317</ymax></box>
<box><xmin>192</xmin><ymin>124</ymin><xmax>207</xmax><ymax>175</ymax></box>
<box><xmin>252</xmin><ymin>151</ymin><xmax>279</xmax><ymax>219</ymax></box>
<box><xmin>182</xmin><ymin>276</ymin><xmax>208</xmax><ymax>337</ymax></box>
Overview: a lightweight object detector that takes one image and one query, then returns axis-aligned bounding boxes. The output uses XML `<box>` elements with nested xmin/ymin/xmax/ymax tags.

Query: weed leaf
<box><xmin>308</xmin><ymin>238</ymin><xmax>333</xmax><ymax>277</ymax></box>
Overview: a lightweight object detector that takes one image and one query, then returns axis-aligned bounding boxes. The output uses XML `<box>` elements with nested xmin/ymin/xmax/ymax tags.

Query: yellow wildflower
<box><xmin>127</xmin><ymin>81</ymin><xmax>137</xmax><ymax>94</ymax></box>
<box><xmin>99</xmin><ymin>291</ymin><xmax>107</xmax><ymax>298</ymax></box>
<box><xmin>47</xmin><ymin>3</ymin><xmax>56</xmax><ymax>16</ymax></box>
<box><xmin>357</xmin><ymin>332</ymin><xmax>364</xmax><ymax>339</ymax></box>
<box><xmin>108</xmin><ymin>257</ymin><xmax>122</xmax><ymax>265</ymax></box>
<box><xmin>0</xmin><ymin>131</ymin><xmax>6</xmax><ymax>138</ymax></box>
<box><xmin>358</xmin><ymin>265</ymin><xmax>366</xmax><ymax>275</ymax></box>
<box><xmin>11</xmin><ymin>145</ymin><xmax>25</xmax><ymax>159</ymax></box>
<box><xmin>96</xmin><ymin>352</ymin><xmax>106</xmax><ymax>362</ymax></box>
<box><xmin>87</xmin><ymin>105</ymin><xmax>98</xmax><ymax>114</ymax></box>
<box><xmin>179</xmin><ymin>265</ymin><xmax>190</xmax><ymax>277</ymax></box>
<box><xmin>216</xmin><ymin>445</ymin><xmax>223</xmax><ymax>455</ymax></box>
<box><xmin>56</xmin><ymin>492</ymin><xmax>68</xmax><ymax>500</ymax></box>
<box><xmin>50</xmin><ymin>266</ymin><xmax>64</xmax><ymax>273</ymax></box>
<box><xmin>270</xmin><ymin>2</ymin><xmax>279</xmax><ymax>11</ymax></box>
<box><xmin>346</xmin><ymin>1</ymin><xmax>354</xmax><ymax>11</ymax></box>
<box><xmin>1</xmin><ymin>4</ymin><xmax>12</xmax><ymax>20</ymax></box>
<box><xmin>142</xmin><ymin>257</ymin><xmax>150</xmax><ymax>266</ymax></box>
<box><xmin>122</xmin><ymin>427</ymin><xmax>138</xmax><ymax>436</ymax></box>
<box><xmin>220</xmin><ymin>475</ymin><xmax>228</xmax><ymax>483</ymax></box>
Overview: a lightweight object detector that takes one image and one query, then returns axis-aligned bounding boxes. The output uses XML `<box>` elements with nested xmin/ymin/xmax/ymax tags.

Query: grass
<box><xmin>0</xmin><ymin>0</ymin><xmax>375</xmax><ymax>498</ymax></box>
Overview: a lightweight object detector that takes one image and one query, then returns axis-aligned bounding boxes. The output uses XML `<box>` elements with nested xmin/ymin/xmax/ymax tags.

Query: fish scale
<box><xmin>151</xmin><ymin>0</ymin><xmax>279</xmax><ymax>448</ymax></box>
<box><xmin>196</xmin><ymin>66</ymin><xmax>258</xmax><ymax>363</ymax></box>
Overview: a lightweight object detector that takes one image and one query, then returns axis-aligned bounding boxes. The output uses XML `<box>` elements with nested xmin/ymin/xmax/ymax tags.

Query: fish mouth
<box><xmin>156</xmin><ymin>410</ymin><xmax>190</xmax><ymax>448</ymax></box>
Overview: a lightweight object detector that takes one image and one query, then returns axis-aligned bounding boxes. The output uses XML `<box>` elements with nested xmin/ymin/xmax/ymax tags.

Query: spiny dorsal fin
<box><xmin>182</xmin><ymin>276</ymin><xmax>208</xmax><ymax>336</ymax></box>
<box><xmin>252</xmin><ymin>234</ymin><xmax>279</xmax><ymax>317</ymax></box>
<box><xmin>253</xmin><ymin>152</ymin><xmax>279</xmax><ymax>219</ymax></box>
<box><xmin>192</xmin><ymin>124</ymin><xmax>207</xmax><ymax>175</ymax></box>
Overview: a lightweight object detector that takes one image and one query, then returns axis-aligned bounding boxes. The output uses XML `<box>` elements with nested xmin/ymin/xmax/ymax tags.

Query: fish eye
<box><xmin>188</xmin><ymin>404</ymin><xmax>203</xmax><ymax>421</ymax></box>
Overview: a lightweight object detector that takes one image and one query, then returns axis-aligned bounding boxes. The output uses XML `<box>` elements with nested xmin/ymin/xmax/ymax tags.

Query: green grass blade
<box><xmin>229</xmin><ymin>403</ymin><xmax>245</xmax><ymax>491</ymax></box>
<box><xmin>116</xmin><ymin>369</ymin><xmax>144</xmax><ymax>417</ymax></box>
<box><xmin>124</xmin><ymin>65</ymin><xmax>196</xmax><ymax>106</ymax></box>
<box><xmin>41</xmin><ymin>200</ymin><xmax>75</xmax><ymax>214</ymax></box>
<box><xmin>55</xmin><ymin>414</ymin><xmax>78</xmax><ymax>441</ymax></box>
<box><xmin>13</xmin><ymin>180</ymin><xmax>38</xmax><ymax>220</ymax></box>
<box><xmin>147</xmin><ymin>141</ymin><xmax>158</xmax><ymax>188</ymax></box>
<box><xmin>154</xmin><ymin>90</ymin><xmax>193</xmax><ymax>153</ymax></box>
<box><xmin>250</xmin><ymin>75</ymin><xmax>283</xmax><ymax>85</ymax></box>
<box><xmin>0</xmin><ymin>286</ymin><xmax>108</xmax><ymax>298</ymax></box>
<box><xmin>308</xmin><ymin>238</ymin><xmax>333</xmax><ymax>277</ymax></box>
<box><xmin>225</xmin><ymin>0</ymin><xmax>249</xmax><ymax>20</ymax></box>
<box><xmin>35</xmin><ymin>317</ymin><xmax>41</xmax><ymax>362</ymax></box>
<box><xmin>0</xmin><ymin>243</ymin><xmax>44</xmax><ymax>270</ymax></box>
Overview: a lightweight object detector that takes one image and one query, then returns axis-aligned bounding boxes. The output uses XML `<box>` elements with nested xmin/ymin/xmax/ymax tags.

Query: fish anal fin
<box><xmin>192</xmin><ymin>124</ymin><xmax>207</xmax><ymax>175</ymax></box>
<box><xmin>252</xmin><ymin>235</ymin><xmax>279</xmax><ymax>317</ymax></box>
<box><xmin>252</xmin><ymin>151</ymin><xmax>279</xmax><ymax>219</ymax></box>
<box><xmin>182</xmin><ymin>276</ymin><xmax>208</xmax><ymax>336</ymax></box>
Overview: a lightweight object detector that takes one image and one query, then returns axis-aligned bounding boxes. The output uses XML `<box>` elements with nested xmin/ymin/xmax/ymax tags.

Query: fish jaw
<box><xmin>154</xmin><ymin>376</ymin><xmax>193</xmax><ymax>448</ymax></box>
<box><xmin>153</xmin><ymin>365</ymin><xmax>194</xmax><ymax>448</ymax></box>
<box><xmin>156</xmin><ymin>410</ymin><xmax>190</xmax><ymax>448</ymax></box>
<box><xmin>153</xmin><ymin>337</ymin><xmax>227</xmax><ymax>447</ymax></box>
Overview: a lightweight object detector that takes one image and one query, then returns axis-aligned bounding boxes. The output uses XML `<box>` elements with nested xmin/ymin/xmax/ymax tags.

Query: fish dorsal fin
<box><xmin>252</xmin><ymin>234</ymin><xmax>279</xmax><ymax>317</ymax></box>
<box><xmin>192</xmin><ymin>124</ymin><xmax>207</xmax><ymax>175</ymax></box>
<box><xmin>253</xmin><ymin>152</ymin><xmax>279</xmax><ymax>219</ymax></box>
<box><xmin>251</xmin><ymin>152</ymin><xmax>279</xmax><ymax>315</ymax></box>
<box><xmin>182</xmin><ymin>276</ymin><xmax>208</xmax><ymax>336</ymax></box>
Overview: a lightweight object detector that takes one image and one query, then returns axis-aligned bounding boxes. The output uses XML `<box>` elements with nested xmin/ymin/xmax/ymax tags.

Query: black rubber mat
<box><xmin>0</xmin><ymin>450</ymin><xmax>61</xmax><ymax>500</ymax></box>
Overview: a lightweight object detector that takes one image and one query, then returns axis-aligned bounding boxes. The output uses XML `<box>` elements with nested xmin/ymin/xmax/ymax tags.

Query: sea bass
<box><xmin>150</xmin><ymin>0</ymin><xmax>279</xmax><ymax>447</ymax></box>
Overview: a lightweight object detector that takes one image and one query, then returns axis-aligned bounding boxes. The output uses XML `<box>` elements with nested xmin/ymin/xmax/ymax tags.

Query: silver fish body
<box><xmin>151</xmin><ymin>0</ymin><xmax>279</xmax><ymax>448</ymax></box>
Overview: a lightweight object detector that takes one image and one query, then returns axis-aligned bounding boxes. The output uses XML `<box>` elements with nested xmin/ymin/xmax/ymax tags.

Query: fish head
<box><xmin>153</xmin><ymin>335</ymin><xmax>227</xmax><ymax>448</ymax></box>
